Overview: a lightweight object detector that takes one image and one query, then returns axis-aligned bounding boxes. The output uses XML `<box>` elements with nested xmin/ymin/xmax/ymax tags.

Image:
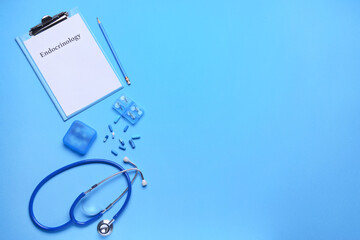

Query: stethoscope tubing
<box><xmin>29</xmin><ymin>159</ymin><xmax>132</xmax><ymax>231</ymax></box>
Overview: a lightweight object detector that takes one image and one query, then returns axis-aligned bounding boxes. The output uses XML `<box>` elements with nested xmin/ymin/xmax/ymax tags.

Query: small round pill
<box><xmin>120</xmin><ymin>96</ymin><xmax>127</xmax><ymax>102</ymax></box>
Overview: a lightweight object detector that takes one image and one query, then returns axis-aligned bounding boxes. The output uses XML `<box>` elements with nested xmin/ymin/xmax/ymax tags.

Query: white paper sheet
<box><xmin>24</xmin><ymin>13</ymin><xmax>121</xmax><ymax>117</ymax></box>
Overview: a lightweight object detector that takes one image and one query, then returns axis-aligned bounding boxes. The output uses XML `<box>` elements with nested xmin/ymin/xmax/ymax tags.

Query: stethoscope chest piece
<box><xmin>97</xmin><ymin>219</ymin><xmax>113</xmax><ymax>236</ymax></box>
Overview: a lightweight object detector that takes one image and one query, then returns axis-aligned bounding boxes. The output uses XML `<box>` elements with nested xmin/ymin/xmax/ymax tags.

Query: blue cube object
<box><xmin>63</xmin><ymin>120</ymin><xmax>97</xmax><ymax>155</ymax></box>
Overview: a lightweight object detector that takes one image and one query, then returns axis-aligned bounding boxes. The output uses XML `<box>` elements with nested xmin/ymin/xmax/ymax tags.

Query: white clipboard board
<box><xmin>15</xmin><ymin>8</ymin><xmax>123</xmax><ymax>121</ymax></box>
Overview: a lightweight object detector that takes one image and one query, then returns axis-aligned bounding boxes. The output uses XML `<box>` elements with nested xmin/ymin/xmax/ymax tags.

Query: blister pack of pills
<box><xmin>112</xmin><ymin>95</ymin><xmax>144</xmax><ymax>125</ymax></box>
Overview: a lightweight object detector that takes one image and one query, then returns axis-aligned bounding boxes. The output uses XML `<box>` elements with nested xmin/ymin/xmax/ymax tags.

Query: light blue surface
<box><xmin>0</xmin><ymin>0</ymin><xmax>360</xmax><ymax>239</ymax></box>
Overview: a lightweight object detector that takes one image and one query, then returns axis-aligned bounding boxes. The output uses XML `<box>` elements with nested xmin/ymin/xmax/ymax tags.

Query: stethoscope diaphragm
<box><xmin>97</xmin><ymin>219</ymin><xmax>113</xmax><ymax>236</ymax></box>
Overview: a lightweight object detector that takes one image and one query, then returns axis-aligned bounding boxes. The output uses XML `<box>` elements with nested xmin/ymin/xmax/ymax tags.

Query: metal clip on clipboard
<box><xmin>29</xmin><ymin>11</ymin><xmax>69</xmax><ymax>36</ymax></box>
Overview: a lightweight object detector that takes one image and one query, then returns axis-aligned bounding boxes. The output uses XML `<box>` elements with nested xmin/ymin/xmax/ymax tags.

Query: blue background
<box><xmin>1</xmin><ymin>0</ymin><xmax>360</xmax><ymax>239</ymax></box>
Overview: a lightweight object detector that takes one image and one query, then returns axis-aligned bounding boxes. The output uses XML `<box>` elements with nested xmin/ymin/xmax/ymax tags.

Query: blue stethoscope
<box><xmin>29</xmin><ymin>158</ymin><xmax>147</xmax><ymax>236</ymax></box>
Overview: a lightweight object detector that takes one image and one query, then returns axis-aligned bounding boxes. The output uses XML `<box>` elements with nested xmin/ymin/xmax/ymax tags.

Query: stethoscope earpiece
<box><xmin>97</xmin><ymin>219</ymin><xmax>113</xmax><ymax>236</ymax></box>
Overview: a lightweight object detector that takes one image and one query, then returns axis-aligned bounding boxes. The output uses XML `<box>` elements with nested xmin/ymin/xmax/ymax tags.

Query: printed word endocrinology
<box><xmin>39</xmin><ymin>34</ymin><xmax>81</xmax><ymax>57</ymax></box>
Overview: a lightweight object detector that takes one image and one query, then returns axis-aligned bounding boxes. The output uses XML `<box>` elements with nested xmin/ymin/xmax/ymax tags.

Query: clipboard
<box><xmin>15</xmin><ymin>8</ymin><xmax>123</xmax><ymax>121</ymax></box>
